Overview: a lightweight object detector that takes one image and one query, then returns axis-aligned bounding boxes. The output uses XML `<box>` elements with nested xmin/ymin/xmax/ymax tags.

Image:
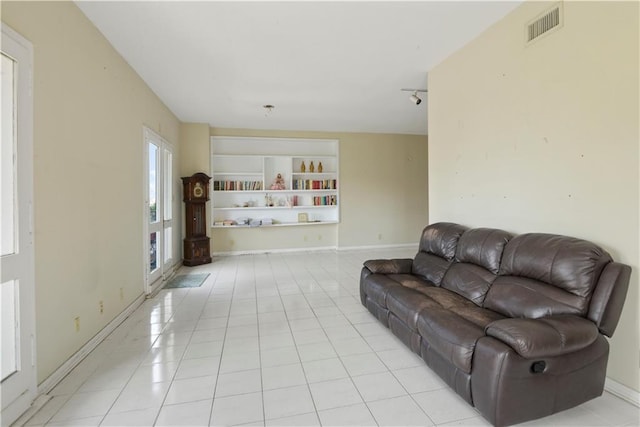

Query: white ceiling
<box><xmin>76</xmin><ymin>1</ymin><xmax>522</xmax><ymax>135</ymax></box>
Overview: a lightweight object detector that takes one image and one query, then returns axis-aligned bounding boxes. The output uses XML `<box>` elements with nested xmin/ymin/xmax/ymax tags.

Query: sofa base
<box><xmin>471</xmin><ymin>335</ymin><xmax>609</xmax><ymax>426</ymax></box>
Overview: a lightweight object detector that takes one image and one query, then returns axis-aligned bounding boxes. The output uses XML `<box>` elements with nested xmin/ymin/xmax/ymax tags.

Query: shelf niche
<box><xmin>211</xmin><ymin>136</ymin><xmax>339</xmax><ymax>228</ymax></box>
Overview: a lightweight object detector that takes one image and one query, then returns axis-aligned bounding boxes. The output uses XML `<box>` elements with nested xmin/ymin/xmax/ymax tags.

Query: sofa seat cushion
<box><xmin>362</xmin><ymin>274</ymin><xmax>404</xmax><ymax>308</ymax></box>
<box><xmin>363</xmin><ymin>274</ymin><xmax>433</xmax><ymax>308</ymax></box>
<box><xmin>416</xmin><ymin>300</ymin><xmax>504</xmax><ymax>374</ymax></box>
<box><xmin>417</xmin><ymin>308</ymin><xmax>487</xmax><ymax>374</ymax></box>
<box><xmin>387</xmin><ymin>287</ymin><xmax>440</xmax><ymax>330</ymax></box>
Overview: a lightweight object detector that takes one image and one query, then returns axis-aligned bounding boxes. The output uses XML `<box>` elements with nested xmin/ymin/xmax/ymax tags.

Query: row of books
<box><xmin>313</xmin><ymin>195</ymin><xmax>338</xmax><ymax>206</ymax></box>
<box><xmin>292</xmin><ymin>179</ymin><xmax>338</xmax><ymax>190</ymax></box>
<box><xmin>213</xmin><ymin>180</ymin><xmax>263</xmax><ymax>191</ymax></box>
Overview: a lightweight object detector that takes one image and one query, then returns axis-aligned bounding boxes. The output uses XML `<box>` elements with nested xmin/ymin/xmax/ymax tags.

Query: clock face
<box><xmin>193</xmin><ymin>183</ymin><xmax>204</xmax><ymax>198</ymax></box>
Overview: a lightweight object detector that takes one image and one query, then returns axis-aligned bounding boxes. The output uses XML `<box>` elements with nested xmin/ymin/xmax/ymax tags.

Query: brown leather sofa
<box><xmin>359</xmin><ymin>222</ymin><xmax>631</xmax><ymax>426</ymax></box>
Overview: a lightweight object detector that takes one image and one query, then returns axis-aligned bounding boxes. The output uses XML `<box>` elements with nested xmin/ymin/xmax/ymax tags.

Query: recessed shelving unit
<box><xmin>210</xmin><ymin>136</ymin><xmax>339</xmax><ymax>228</ymax></box>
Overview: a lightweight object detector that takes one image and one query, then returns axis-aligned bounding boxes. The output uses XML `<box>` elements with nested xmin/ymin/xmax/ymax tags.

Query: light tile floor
<box><xmin>22</xmin><ymin>249</ymin><xmax>639</xmax><ymax>426</ymax></box>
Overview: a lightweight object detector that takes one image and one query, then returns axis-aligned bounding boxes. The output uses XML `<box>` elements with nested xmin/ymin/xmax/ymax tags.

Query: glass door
<box><xmin>1</xmin><ymin>25</ymin><xmax>36</xmax><ymax>425</ymax></box>
<box><xmin>144</xmin><ymin>128</ymin><xmax>174</xmax><ymax>294</ymax></box>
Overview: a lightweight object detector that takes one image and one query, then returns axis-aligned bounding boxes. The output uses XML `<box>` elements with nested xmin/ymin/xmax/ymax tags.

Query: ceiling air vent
<box><xmin>526</xmin><ymin>2</ymin><xmax>563</xmax><ymax>44</ymax></box>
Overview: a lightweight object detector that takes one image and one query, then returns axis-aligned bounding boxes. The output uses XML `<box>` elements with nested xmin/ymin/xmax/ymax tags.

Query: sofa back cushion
<box><xmin>412</xmin><ymin>222</ymin><xmax>467</xmax><ymax>286</ymax></box>
<box><xmin>441</xmin><ymin>228</ymin><xmax>513</xmax><ymax>305</ymax></box>
<box><xmin>484</xmin><ymin>233</ymin><xmax>612</xmax><ymax>318</ymax></box>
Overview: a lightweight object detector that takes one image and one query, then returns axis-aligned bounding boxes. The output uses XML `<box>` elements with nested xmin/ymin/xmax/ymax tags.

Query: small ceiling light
<box><xmin>401</xmin><ymin>88</ymin><xmax>427</xmax><ymax>105</ymax></box>
<box><xmin>263</xmin><ymin>104</ymin><xmax>275</xmax><ymax>117</ymax></box>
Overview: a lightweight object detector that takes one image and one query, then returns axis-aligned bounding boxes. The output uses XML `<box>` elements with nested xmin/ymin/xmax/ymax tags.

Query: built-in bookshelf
<box><xmin>210</xmin><ymin>137</ymin><xmax>339</xmax><ymax>228</ymax></box>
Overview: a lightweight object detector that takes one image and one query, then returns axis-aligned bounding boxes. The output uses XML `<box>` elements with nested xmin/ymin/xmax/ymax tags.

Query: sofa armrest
<box><xmin>485</xmin><ymin>315</ymin><xmax>599</xmax><ymax>358</ymax></box>
<box><xmin>363</xmin><ymin>259</ymin><xmax>413</xmax><ymax>275</ymax></box>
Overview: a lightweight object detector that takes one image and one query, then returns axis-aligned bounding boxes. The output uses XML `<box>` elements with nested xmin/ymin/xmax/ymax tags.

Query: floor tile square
<box><xmin>292</xmin><ymin>328</ymin><xmax>329</xmax><ymax>345</ymax></box>
<box><xmin>376</xmin><ymin>348</ymin><xmax>424</xmax><ymax>370</ymax></box>
<box><xmin>263</xmin><ymin>384</ymin><xmax>315</xmax><ymax>420</ymax></box>
<box><xmin>288</xmin><ymin>318</ymin><xmax>321</xmax><ymax>332</ymax></box>
<box><xmin>216</xmin><ymin>369</ymin><xmax>262</xmax><ymax>397</ymax></box>
<box><xmin>265</xmin><ymin>411</ymin><xmax>320</xmax><ymax>426</ymax></box>
<box><xmin>331</xmin><ymin>336</ymin><xmax>373</xmax><ymax>357</ymax></box>
<box><xmin>155</xmin><ymin>398</ymin><xmax>213</xmax><ymax>426</ymax></box>
<box><xmin>110</xmin><ymin>381</ymin><xmax>170</xmax><ymax>413</ymax></box>
<box><xmin>262</xmin><ymin>363</ymin><xmax>307</xmax><ymax>390</ymax></box>
<box><xmin>392</xmin><ymin>365</ymin><xmax>446</xmax><ymax>393</ymax></box>
<box><xmin>352</xmin><ymin>371</ymin><xmax>407</xmax><ymax>402</ymax></box>
<box><xmin>367</xmin><ymin>395</ymin><xmax>434</xmax><ymax>426</ymax></box>
<box><xmin>174</xmin><ymin>356</ymin><xmax>220</xmax><ymax>380</ymax></box>
<box><xmin>297</xmin><ymin>341</ymin><xmax>337</xmax><ymax>362</ymax></box>
<box><xmin>260</xmin><ymin>345</ymin><xmax>300</xmax><ymax>368</ymax></box>
<box><xmin>260</xmin><ymin>332</ymin><xmax>296</xmax><ymax>350</ymax></box>
<box><xmin>309</xmin><ymin>377</ymin><xmax>363</xmax><ymax>411</ymax></box>
<box><xmin>340</xmin><ymin>352</ymin><xmax>388</xmax><ymax>376</ymax></box>
<box><xmin>303</xmin><ymin>357</ymin><xmax>348</xmax><ymax>383</ymax></box>
<box><xmin>183</xmin><ymin>340</ymin><xmax>224</xmax><ymax>360</ymax></box>
<box><xmin>318</xmin><ymin>402</ymin><xmax>377</xmax><ymax>426</ymax></box>
<box><xmin>219</xmin><ymin>351</ymin><xmax>259</xmax><ymax>373</ymax></box>
<box><xmin>50</xmin><ymin>389</ymin><xmax>121</xmax><ymax>422</ymax></box>
<box><xmin>164</xmin><ymin>375</ymin><xmax>216</xmax><ymax>405</ymax></box>
<box><xmin>101</xmin><ymin>407</ymin><xmax>160</xmax><ymax>426</ymax></box>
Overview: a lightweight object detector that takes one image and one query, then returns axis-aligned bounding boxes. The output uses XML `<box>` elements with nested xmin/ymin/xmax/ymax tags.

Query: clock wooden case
<box><xmin>182</xmin><ymin>173</ymin><xmax>212</xmax><ymax>266</ymax></box>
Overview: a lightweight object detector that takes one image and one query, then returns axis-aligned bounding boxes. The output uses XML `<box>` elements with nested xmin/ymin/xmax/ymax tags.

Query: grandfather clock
<box><xmin>182</xmin><ymin>173</ymin><xmax>212</xmax><ymax>266</ymax></box>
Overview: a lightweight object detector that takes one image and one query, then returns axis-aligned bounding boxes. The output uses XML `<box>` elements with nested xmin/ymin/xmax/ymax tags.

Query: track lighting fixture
<box><xmin>401</xmin><ymin>88</ymin><xmax>427</xmax><ymax>105</ymax></box>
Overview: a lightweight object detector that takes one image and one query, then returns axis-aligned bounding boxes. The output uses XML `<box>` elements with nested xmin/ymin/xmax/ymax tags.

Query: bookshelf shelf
<box><xmin>211</xmin><ymin>137</ymin><xmax>339</xmax><ymax>227</ymax></box>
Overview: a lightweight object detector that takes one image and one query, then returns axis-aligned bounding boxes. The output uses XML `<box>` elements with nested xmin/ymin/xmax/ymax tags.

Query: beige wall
<box><xmin>2</xmin><ymin>1</ymin><xmax>181</xmax><ymax>383</ymax></box>
<box><xmin>428</xmin><ymin>1</ymin><xmax>639</xmax><ymax>391</ymax></box>
<box><xmin>179</xmin><ymin>126</ymin><xmax>428</xmax><ymax>253</ymax></box>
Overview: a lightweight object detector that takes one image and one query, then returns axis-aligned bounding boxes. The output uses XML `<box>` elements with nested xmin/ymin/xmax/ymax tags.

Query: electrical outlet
<box><xmin>99</xmin><ymin>300</ymin><xmax>104</xmax><ymax>314</ymax></box>
<box><xmin>74</xmin><ymin>317</ymin><xmax>80</xmax><ymax>332</ymax></box>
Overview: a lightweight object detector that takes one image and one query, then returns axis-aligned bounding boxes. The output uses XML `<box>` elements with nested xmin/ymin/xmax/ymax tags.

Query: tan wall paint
<box><xmin>180</xmin><ymin>127</ymin><xmax>428</xmax><ymax>253</ymax></box>
<box><xmin>2</xmin><ymin>1</ymin><xmax>181</xmax><ymax>383</ymax></box>
<box><xmin>180</xmin><ymin>122</ymin><xmax>211</xmax><ymax>176</ymax></box>
<box><xmin>428</xmin><ymin>1</ymin><xmax>639</xmax><ymax>391</ymax></box>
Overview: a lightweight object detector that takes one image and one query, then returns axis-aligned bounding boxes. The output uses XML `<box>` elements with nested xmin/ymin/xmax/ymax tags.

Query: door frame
<box><xmin>142</xmin><ymin>127</ymin><xmax>175</xmax><ymax>296</ymax></box>
<box><xmin>0</xmin><ymin>23</ymin><xmax>36</xmax><ymax>425</ymax></box>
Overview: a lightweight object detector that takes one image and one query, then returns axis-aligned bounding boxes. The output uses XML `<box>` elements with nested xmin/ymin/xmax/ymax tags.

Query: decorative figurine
<box><xmin>318</xmin><ymin>162</ymin><xmax>323</xmax><ymax>173</ymax></box>
<box><xmin>309</xmin><ymin>161</ymin><xmax>315</xmax><ymax>173</ymax></box>
<box><xmin>270</xmin><ymin>173</ymin><xmax>286</xmax><ymax>190</ymax></box>
<box><xmin>300</xmin><ymin>161</ymin><xmax>306</xmax><ymax>173</ymax></box>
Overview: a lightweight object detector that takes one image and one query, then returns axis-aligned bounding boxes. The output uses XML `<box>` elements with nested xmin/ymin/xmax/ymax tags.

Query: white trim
<box><xmin>146</xmin><ymin>260</ymin><xmax>181</xmax><ymax>299</ymax></box>
<box><xmin>11</xmin><ymin>394</ymin><xmax>51</xmax><ymax>427</ymax></box>
<box><xmin>212</xmin><ymin>243</ymin><xmax>418</xmax><ymax>256</ymax></box>
<box><xmin>605</xmin><ymin>377</ymin><xmax>640</xmax><ymax>407</ymax></box>
<box><xmin>337</xmin><ymin>243</ymin><xmax>418</xmax><ymax>251</ymax></box>
<box><xmin>213</xmin><ymin>246</ymin><xmax>337</xmax><ymax>256</ymax></box>
<box><xmin>37</xmin><ymin>294</ymin><xmax>146</xmax><ymax>395</ymax></box>
<box><xmin>1</xmin><ymin>23</ymin><xmax>37</xmax><ymax>427</ymax></box>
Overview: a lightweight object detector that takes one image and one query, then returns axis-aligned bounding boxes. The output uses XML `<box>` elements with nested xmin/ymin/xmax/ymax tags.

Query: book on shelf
<box><xmin>312</xmin><ymin>195</ymin><xmax>338</xmax><ymax>206</ymax></box>
<box><xmin>292</xmin><ymin>179</ymin><xmax>337</xmax><ymax>190</ymax></box>
<box><xmin>213</xmin><ymin>180</ymin><xmax>263</xmax><ymax>191</ymax></box>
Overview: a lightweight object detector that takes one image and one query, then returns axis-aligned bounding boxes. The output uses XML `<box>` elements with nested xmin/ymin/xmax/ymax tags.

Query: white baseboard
<box><xmin>37</xmin><ymin>293</ymin><xmax>146</xmax><ymax>395</ymax></box>
<box><xmin>146</xmin><ymin>261</ymin><xmax>181</xmax><ymax>298</ymax></box>
<box><xmin>213</xmin><ymin>243</ymin><xmax>418</xmax><ymax>256</ymax></box>
<box><xmin>337</xmin><ymin>243</ymin><xmax>418</xmax><ymax>251</ymax></box>
<box><xmin>213</xmin><ymin>245</ymin><xmax>337</xmax><ymax>256</ymax></box>
<box><xmin>12</xmin><ymin>394</ymin><xmax>52</xmax><ymax>427</ymax></box>
<box><xmin>605</xmin><ymin>377</ymin><xmax>640</xmax><ymax>407</ymax></box>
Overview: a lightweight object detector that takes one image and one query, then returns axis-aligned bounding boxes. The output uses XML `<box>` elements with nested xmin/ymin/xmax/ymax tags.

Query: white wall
<box><xmin>2</xmin><ymin>2</ymin><xmax>182</xmax><ymax>383</ymax></box>
<box><xmin>428</xmin><ymin>1</ymin><xmax>639</xmax><ymax>391</ymax></box>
